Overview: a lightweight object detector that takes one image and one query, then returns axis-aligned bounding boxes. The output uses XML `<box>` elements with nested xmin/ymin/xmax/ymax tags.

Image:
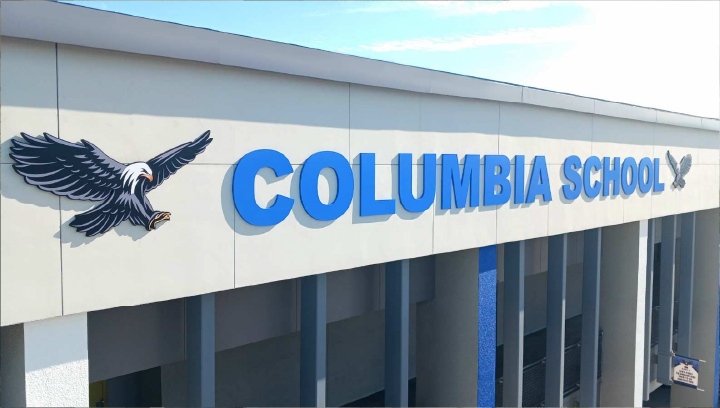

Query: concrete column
<box><xmin>580</xmin><ymin>228</ymin><xmax>602</xmax><ymax>407</ymax></box>
<box><xmin>503</xmin><ymin>241</ymin><xmax>525</xmax><ymax>408</ymax></box>
<box><xmin>658</xmin><ymin>215</ymin><xmax>677</xmax><ymax>385</ymax></box>
<box><xmin>599</xmin><ymin>220</ymin><xmax>648</xmax><ymax>407</ymax></box>
<box><xmin>0</xmin><ymin>313</ymin><xmax>89</xmax><ymax>407</ymax></box>
<box><xmin>416</xmin><ymin>246</ymin><xmax>497</xmax><ymax>407</ymax></box>
<box><xmin>385</xmin><ymin>259</ymin><xmax>410</xmax><ymax>407</ymax></box>
<box><xmin>643</xmin><ymin>219</ymin><xmax>656</xmax><ymax>401</ymax></box>
<box><xmin>677</xmin><ymin>212</ymin><xmax>696</xmax><ymax>356</ymax></box>
<box><xmin>545</xmin><ymin>234</ymin><xmax>567</xmax><ymax>407</ymax></box>
<box><xmin>670</xmin><ymin>209</ymin><xmax>720</xmax><ymax>407</ymax></box>
<box><xmin>300</xmin><ymin>273</ymin><xmax>327</xmax><ymax>407</ymax></box>
<box><xmin>186</xmin><ymin>293</ymin><xmax>215</xmax><ymax>407</ymax></box>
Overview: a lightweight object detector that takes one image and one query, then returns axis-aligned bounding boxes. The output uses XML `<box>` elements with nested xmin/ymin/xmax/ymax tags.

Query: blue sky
<box><xmin>64</xmin><ymin>1</ymin><xmax>719</xmax><ymax>118</ymax></box>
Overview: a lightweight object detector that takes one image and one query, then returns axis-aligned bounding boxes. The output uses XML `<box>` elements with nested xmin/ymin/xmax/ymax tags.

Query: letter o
<box><xmin>637</xmin><ymin>158</ymin><xmax>653</xmax><ymax>194</ymax></box>
<box><xmin>621</xmin><ymin>157</ymin><xmax>638</xmax><ymax>195</ymax></box>
<box><xmin>299</xmin><ymin>151</ymin><xmax>354</xmax><ymax>221</ymax></box>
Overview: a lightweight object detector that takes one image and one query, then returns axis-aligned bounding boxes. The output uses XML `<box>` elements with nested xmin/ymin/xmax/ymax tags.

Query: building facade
<box><xmin>1</xmin><ymin>2</ymin><xmax>719</xmax><ymax>407</ymax></box>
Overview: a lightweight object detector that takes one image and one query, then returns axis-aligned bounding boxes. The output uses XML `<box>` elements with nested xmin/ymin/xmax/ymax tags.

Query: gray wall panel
<box><xmin>90</xmin><ymin>263</ymin><xmax>433</xmax><ymax>382</ymax></box>
<box><xmin>327</xmin><ymin>265</ymin><xmax>380</xmax><ymax>323</ymax></box>
<box><xmin>410</xmin><ymin>256</ymin><xmax>435</xmax><ymax>303</ymax></box>
<box><xmin>497</xmin><ymin>262</ymin><xmax>584</xmax><ymax>345</ymax></box>
<box><xmin>216</xmin><ymin>279</ymin><xmax>297</xmax><ymax>352</ymax></box>
<box><xmin>88</xmin><ymin>299</ymin><xmax>184</xmax><ymax>383</ymax></box>
<box><xmin>161</xmin><ymin>309</ymin><xmax>417</xmax><ymax>407</ymax></box>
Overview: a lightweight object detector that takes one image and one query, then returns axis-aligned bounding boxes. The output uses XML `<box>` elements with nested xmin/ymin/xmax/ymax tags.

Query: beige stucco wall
<box><xmin>2</xmin><ymin>37</ymin><xmax>718</xmax><ymax>326</ymax></box>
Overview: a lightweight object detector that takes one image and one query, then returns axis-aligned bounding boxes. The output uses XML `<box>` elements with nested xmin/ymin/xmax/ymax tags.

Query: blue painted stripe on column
<box><xmin>477</xmin><ymin>245</ymin><xmax>497</xmax><ymax>408</ymax></box>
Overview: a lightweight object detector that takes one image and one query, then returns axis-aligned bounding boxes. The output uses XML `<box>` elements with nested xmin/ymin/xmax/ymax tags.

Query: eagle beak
<box><xmin>141</xmin><ymin>174</ymin><xmax>154</xmax><ymax>182</ymax></box>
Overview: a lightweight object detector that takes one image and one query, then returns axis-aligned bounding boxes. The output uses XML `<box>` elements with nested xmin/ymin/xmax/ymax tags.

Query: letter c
<box><xmin>583</xmin><ymin>156</ymin><xmax>602</xmax><ymax>198</ymax></box>
<box><xmin>233</xmin><ymin>149</ymin><xmax>294</xmax><ymax>226</ymax></box>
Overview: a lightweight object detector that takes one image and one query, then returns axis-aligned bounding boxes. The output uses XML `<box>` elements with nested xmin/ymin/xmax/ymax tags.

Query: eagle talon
<box><xmin>148</xmin><ymin>211</ymin><xmax>171</xmax><ymax>231</ymax></box>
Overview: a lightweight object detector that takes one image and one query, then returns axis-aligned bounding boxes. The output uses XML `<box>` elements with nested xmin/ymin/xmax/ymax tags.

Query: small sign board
<box><xmin>673</xmin><ymin>354</ymin><xmax>700</xmax><ymax>389</ymax></box>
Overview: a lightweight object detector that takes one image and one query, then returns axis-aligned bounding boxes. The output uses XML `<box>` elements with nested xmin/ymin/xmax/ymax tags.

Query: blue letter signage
<box><xmin>232</xmin><ymin>150</ymin><xmax>671</xmax><ymax>227</ymax></box>
<box><xmin>233</xmin><ymin>149</ymin><xmax>294</xmax><ymax>226</ymax></box>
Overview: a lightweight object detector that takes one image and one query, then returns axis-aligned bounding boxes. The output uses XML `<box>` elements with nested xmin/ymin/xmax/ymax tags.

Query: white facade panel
<box><xmin>60</xmin><ymin>165</ymin><xmax>235</xmax><ymax>314</ymax></box>
<box><xmin>431</xmin><ymin>167</ymin><xmax>497</xmax><ymax>254</ymax></box>
<box><xmin>235</xmin><ymin>163</ymin><xmax>434</xmax><ymax>287</ymax></box>
<box><xmin>546</xmin><ymin>164</ymin><xmax>625</xmax><ymax>235</ymax></box>
<box><xmin>591</xmin><ymin>115</ymin><xmax>655</xmax><ymax>159</ymax></box>
<box><xmin>654</xmin><ymin>123</ymin><xmax>701</xmax><ymax>167</ymax></box>
<box><xmin>1</xmin><ymin>38</ymin><xmax>63</xmax><ymax>326</ymax></box>
<box><xmin>496</xmin><ymin>164</ymin><xmax>550</xmax><ymax>243</ymax></box>
<box><xmin>1</xmin><ymin>36</ymin><xmax>718</xmax><ymax>322</ymax></box>
<box><xmin>499</xmin><ymin>103</ymin><xmax>593</xmax><ymax>165</ymax></box>
<box><xmin>0</xmin><ymin>38</ymin><xmax>58</xmax><ymax>164</ymax></box>
<box><xmin>349</xmin><ymin>85</ymin><xmax>426</xmax><ymax>166</ymax></box>
<box><xmin>56</xmin><ymin>44</ymin><xmax>351</xmax><ymax>166</ymax></box>
<box><xmin>419</xmin><ymin>94</ymin><xmax>500</xmax><ymax>158</ymax></box>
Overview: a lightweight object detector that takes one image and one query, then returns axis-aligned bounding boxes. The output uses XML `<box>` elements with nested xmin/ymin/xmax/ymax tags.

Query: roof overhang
<box><xmin>2</xmin><ymin>0</ymin><xmax>718</xmax><ymax>131</ymax></box>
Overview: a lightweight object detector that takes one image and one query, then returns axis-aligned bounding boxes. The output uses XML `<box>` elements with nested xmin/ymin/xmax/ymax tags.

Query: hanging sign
<box><xmin>673</xmin><ymin>354</ymin><xmax>700</xmax><ymax>389</ymax></box>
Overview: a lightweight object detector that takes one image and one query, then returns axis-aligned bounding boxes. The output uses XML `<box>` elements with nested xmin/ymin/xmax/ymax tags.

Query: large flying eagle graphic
<box><xmin>10</xmin><ymin>131</ymin><xmax>213</xmax><ymax>237</ymax></box>
<box><xmin>666</xmin><ymin>150</ymin><xmax>692</xmax><ymax>188</ymax></box>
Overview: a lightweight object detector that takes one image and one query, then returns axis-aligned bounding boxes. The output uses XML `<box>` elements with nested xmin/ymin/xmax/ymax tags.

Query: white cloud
<box><xmin>360</xmin><ymin>25</ymin><xmax>589</xmax><ymax>52</ymax></box>
<box><xmin>415</xmin><ymin>1</ymin><xmax>555</xmax><ymax>16</ymax></box>
<box><xmin>304</xmin><ymin>4</ymin><xmax>416</xmax><ymax>17</ymax></box>
<box><xmin>526</xmin><ymin>1</ymin><xmax>719</xmax><ymax>117</ymax></box>
<box><xmin>305</xmin><ymin>1</ymin><xmax>556</xmax><ymax>17</ymax></box>
<box><xmin>357</xmin><ymin>1</ymin><xmax>718</xmax><ymax>116</ymax></box>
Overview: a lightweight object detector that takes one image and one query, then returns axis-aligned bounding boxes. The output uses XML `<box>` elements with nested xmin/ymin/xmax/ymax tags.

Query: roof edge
<box><xmin>2</xmin><ymin>1</ymin><xmax>719</xmax><ymax>131</ymax></box>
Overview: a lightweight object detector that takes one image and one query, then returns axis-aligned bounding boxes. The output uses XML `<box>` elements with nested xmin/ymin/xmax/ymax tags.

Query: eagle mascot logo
<box><xmin>10</xmin><ymin>131</ymin><xmax>213</xmax><ymax>237</ymax></box>
<box><xmin>666</xmin><ymin>150</ymin><xmax>692</xmax><ymax>188</ymax></box>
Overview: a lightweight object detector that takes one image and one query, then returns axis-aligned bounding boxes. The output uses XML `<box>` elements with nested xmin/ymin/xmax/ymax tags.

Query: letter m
<box><xmin>440</xmin><ymin>154</ymin><xmax>480</xmax><ymax>210</ymax></box>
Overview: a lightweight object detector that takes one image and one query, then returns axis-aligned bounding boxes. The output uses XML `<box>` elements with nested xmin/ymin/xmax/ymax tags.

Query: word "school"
<box><xmin>232</xmin><ymin>150</ymin><xmax>665</xmax><ymax>227</ymax></box>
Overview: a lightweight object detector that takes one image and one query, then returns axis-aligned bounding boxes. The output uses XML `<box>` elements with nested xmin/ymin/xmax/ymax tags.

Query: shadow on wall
<box><xmin>1</xmin><ymin>138</ymin><xmax>62</xmax><ymax>211</ymax></box>
<box><xmin>57</xmin><ymin>197</ymin><xmax>150</xmax><ymax>248</ymax></box>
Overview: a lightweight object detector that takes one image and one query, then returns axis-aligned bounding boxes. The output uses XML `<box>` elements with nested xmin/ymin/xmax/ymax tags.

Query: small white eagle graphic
<box><xmin>666</xmin><ymin>150</ymin><xmax>692</xmax><ymax>188</ymax></box>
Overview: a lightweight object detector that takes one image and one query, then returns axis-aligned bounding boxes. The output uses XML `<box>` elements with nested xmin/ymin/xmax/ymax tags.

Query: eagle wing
<box><xmin>144</xmin><ymin>131</ymin><xmax>213</xmax><ymax>192</ymax></box>
<box><xmin>679</xmin><ymin>154</ymin><xmax>692</xmax><ymax>177</ymax></box>
<box><xmin>666</xmin><ymin>150</ymin><xmax>678</xmax><ymax>174</ymax></box>
<box><xmin>10</xmin><ymin>133</ymin><xmax>125</xmax><ymax>201</ymax></box>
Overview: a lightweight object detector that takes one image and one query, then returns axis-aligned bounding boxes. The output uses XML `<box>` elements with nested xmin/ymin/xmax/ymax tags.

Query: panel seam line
<box><xmin>56</xmin><ymin>42</ymin><xmax>64</xmax><ymax>316</ymax></box>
